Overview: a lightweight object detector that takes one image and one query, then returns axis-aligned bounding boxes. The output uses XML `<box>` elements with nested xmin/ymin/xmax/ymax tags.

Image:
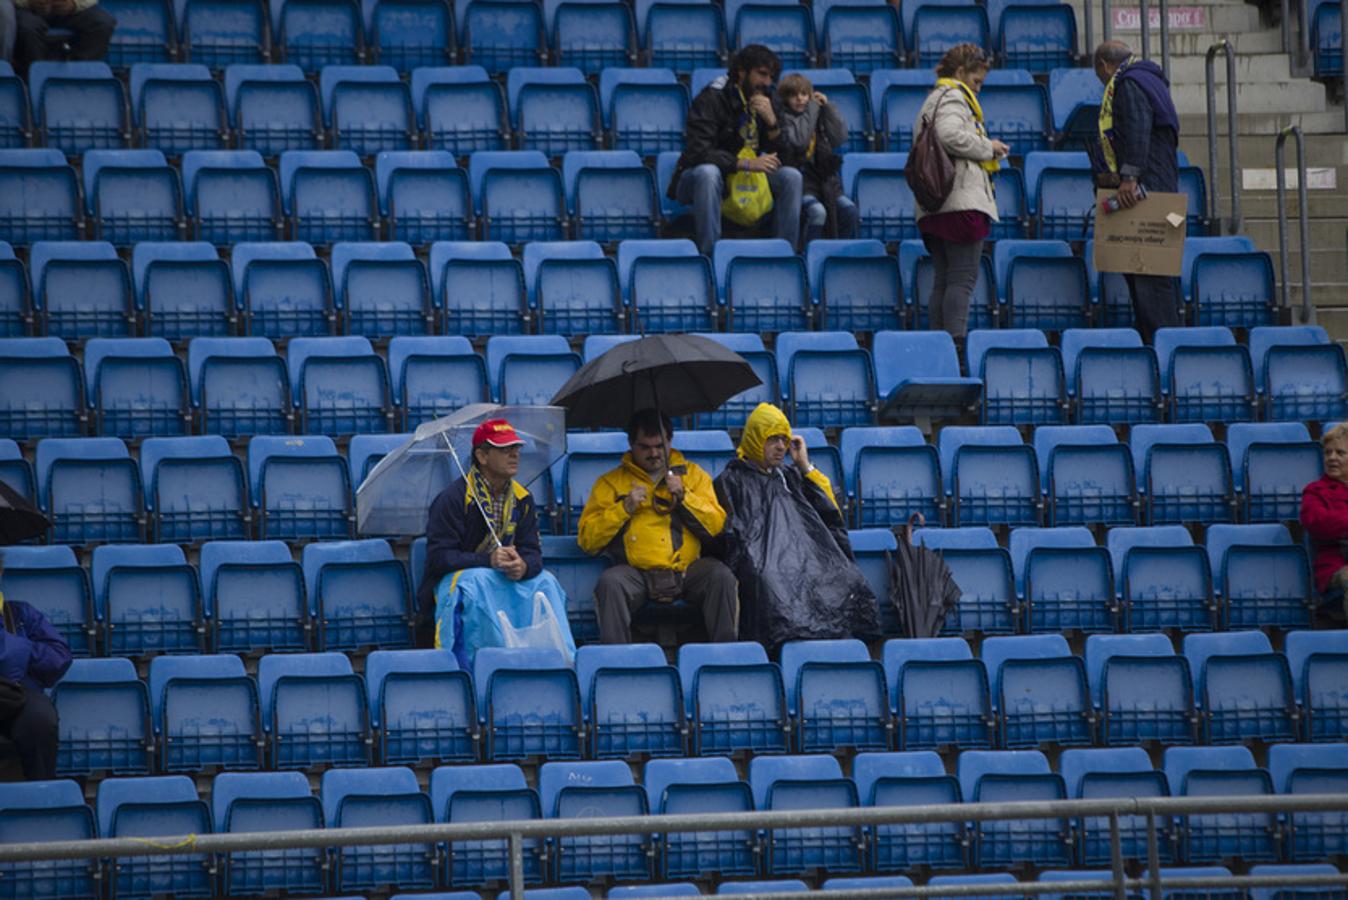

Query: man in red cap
<box><xmin>419</xmin><ymin>418</ymin><xmax>575</xmax><ymax>663</ymax></box>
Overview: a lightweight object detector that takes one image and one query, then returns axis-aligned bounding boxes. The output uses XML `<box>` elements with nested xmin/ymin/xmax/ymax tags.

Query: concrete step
<box><xmin>1166</xmin><ymin>51</ymin><xmax>1292</xmax><ymax>83</ymax></box>
<box><xmin>1177</xmin><ymin>109</ymin><xmax>1348</xmax><ymax>134</ymax></box>
<box><xmin>1180</xmin><ymin>133</ymin><xmax>1348</xmax><ymax>166</ymax></box>
<box><xmin>1171</xmin><ymin>78</ymin><xmax>1327</xmax><ymax>114</ymax></box>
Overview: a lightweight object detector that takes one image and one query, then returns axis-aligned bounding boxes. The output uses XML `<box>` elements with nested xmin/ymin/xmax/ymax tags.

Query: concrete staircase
<box><xmin>1063</xmin><ymin>0</ymin><xmax>1348</xmax><ymax>337</ymax></box>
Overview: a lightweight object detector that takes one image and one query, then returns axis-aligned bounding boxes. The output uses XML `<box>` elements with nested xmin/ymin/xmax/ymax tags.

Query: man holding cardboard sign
<box><xmin>1092</xmin><ymin>40</ymin><xmax>1184</xmax><ymax>343</ymax></box>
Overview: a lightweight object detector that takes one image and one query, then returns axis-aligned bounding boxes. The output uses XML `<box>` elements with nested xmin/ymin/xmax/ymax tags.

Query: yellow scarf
<box><xmin>736</xmin><ymin>86</ymin><xmax>759</xmax><ymax>151</ymax></box>
<box><xmin>934</xmin><ymin>77</ymin><xmax>1001</xmax><ymax>174</ymax></box>
<box><xmin>464</xmin><ymin>464</ymin><xmax>526</xmax><ymax>553</ymax></box>
<box><xmin>1097</xmin><ymin>57</ymin><xmax>1133</xmax><ymax>174</ymax></box>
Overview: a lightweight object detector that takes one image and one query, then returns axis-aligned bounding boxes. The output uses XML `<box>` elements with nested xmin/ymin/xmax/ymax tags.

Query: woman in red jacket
<box><xmin>1300</xmin><ymin>425</ymin><xmax>1348</xmax><ymax>618</ymax></box>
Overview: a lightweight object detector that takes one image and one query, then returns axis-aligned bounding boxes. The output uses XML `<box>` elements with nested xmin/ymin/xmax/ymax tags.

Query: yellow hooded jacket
<box><xmin>737</xmin><ymin>402</ymin><xmax>841</xmax><ymax>509</ymax></box>
<box><xmin>576</xmin><ymin>448</ymin><xmax>726</xmax><ymax>572</ymax></box>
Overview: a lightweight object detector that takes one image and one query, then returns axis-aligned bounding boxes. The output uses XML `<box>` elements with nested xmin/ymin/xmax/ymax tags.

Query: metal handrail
<box><xmin>1276</xmin><ymin>124</ymin><xmax>1315</xmax><ymax>321</ymax></box>
<box><xmin>1158</xmin><ymin>0</ymin><xmax>1171</xmax><ymax>78</ymax></box>
<box><xmin>1205</xmin><ymin>40</ymin><xmax>1242</xmax><ymax>234</ymax></box>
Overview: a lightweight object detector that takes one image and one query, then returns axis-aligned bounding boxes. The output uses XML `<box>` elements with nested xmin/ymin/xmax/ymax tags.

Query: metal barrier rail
<box><xmin>2</xmin><ymin>792</ymin><xmax>1346</xmax><ymax>900</ymax></box>
<box><xmin>1205</xmin><ymin>40</ymin><xmax>1242</xmax><ymax>234</ymax></box>
<box><xmin>1275</xmin><ymin>124</ymin><xmax>1315</xmax><ymax>321</ymax></box>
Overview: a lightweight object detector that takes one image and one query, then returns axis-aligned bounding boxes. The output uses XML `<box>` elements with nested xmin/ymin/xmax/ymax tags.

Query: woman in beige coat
<box><xmin>913</xmin><ymin>44</ymin><xmax>1010</xmax><ymax>345</ymax></box>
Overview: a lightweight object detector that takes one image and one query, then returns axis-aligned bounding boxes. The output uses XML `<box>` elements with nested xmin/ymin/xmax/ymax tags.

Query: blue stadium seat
<box><xmin>0</xmin><ymin>148</ymin><xmax>81</xmax><ymax>245</ymax></box>
<box><xmin>812</xmin><ymin>1</ymin><xmax>901</xmax><ymax>73</ymax></box>
<box><xmin>414</xmin><ymin>65</ymin><xmax>510</xmax><ymax>155</ymax></box>
<box><xmin>36</xmin><ymin>437</ymin><xmax>142</xmax><ymax>544</ymax></box>
<box><xmin>869</xmin><ymin>69</ymin><xmax>930</xmax><ymax>151</ymax></box>
<box><xmin>670</xmin><ymin>428</ymin><xmax>735</xmax><ymax>480</ymax></box>
<box><xmin>957</xmin><ymin>749</ymin><xmax>1069</xmax><ymax>867</ymax></box>
<box><xmin>912</xmin><ymin>526</ymin><xmax>1016</xmax><ymax>634</ymax></box>
<box><xmin>1130</xmin><ymin>424</ymin><xmax>1232</xmax><ymax>525</ymax></box>
<box><xmin>616</xmin><ymin>239</ymin><xmax>714</xmax><ymax>333</ymax></box>
<box><xmin>231</xmin><ymin>241</ymin><xmax>332</xmax><ymax>337</ymax></box>
<box><xmin>0</xmin><ymin>780</ymin><xmax>98</xmax><ymax>900</ymax></box>
<box><xmin>140</xmin><ymin>435</ymin><xmax>247</xmax><ymax>542</ymax></box>
<box><xmin>0</xmin><ymin>63</ymin><xmax>28</xmax><ymax>150</ymax></box>
<box><xmin>348</xmin><ymin>432</ymin><xmax>407</xmax><ymax>490</ymax></box>
<box><xmin>29</xmin><ymin>61</ymin><xmax>128</xmax><ymax>155</ymax></box>
<box><xmin>523</xmin><ymin>239</ymin><xmax>622</xmax><ymax>335</ymax></box>
<box><xmin>983</xmin><ymin>633</ymin><xmax>1092</xmax><ymax>747</ymax></box>
<box><xmin>1311</xmin><ymin>0</ymin><xmax>1343</xmax><ymax>75</ymax></box>
<box><xmin>724</xmin><ymin>0</ymin><xmax>813</xmax><ymax>67</ymax></box>
<box><xmin>275</xmin><ymin>0</ymin><xmax>363</xmax><ymax>71</ymax></box>
<box><xmin>1284</xmin><ymin>632</ymin><xmax>1348</xmax><ymax>742</ymax></box>
<box><xmin>638</xmin><ymin>0</ymin><xmax>724</xmax><ymax>73</ymax></box>
<box><xmin>366</xmin><ymin>0</ymin><xmax>455</xmax><ymax>70</ymax></box>
<box><xmin>938</xmin><ymin>426</ymin><xmax>1039</xmax><ymax>526</ymax></box>
<box><xmin>148</xmin><ymin>654</ymin><xmax>261</xmax><ymax>772</ymax></box>
<box><xmin>1106</xmin><ymin>525</ymin><xmax>1215</xmax><ymax>633</ymax></box>
<box><xmin>853</xmin><ymin>750</ymin><xmax>965</xmax><ymax>868</ymax></box>
<box><xmin>200</xmin><ymin>538</ymin><xmax>307</xmax><ymax>653</ymax></box>
<box><xmin>717</xmin><ymin>881</ymin><xmax>811</xmax><ymax>895</ymax></box>
<box><xmin>988</xmin><ymin>166</ymin><xmax>1030</xmax><ymax>239</ymax></box>
<box><xmin>92</xmin><ymin>543</ymin><xmax>203</xmax><ymax>655</ymax></box>
<box><xmin>804</xmin><ymin>426</ymin><xmax>844</xmax><ymax>500</ymax></box>
<box><xmin>30</xmin><ymin>240</ymin><xmax>133</xmax><ymax>339</ymax></box>
<box><xmin>1034</xmin><ymin>424</ymin><xmax>1135</xmax><ymax>527</ymax></box>
<box><xmin>563</xmin><ymin>149</ymin><xmax>659</xmax><ymax>243</ymax></box>
<box><xmin>808</xmin><ymin>239</ymin><xmax>902</xmax><ymax>334</ymax></box>
<box><xmin>1206</xmin><ymin>522</ymin><xmax>1312</xmax><ymax>630</ymax></box>
<box><xmin>321</xmin><ymin>767</ymin><xmax>436</xmax><ymax>892</ymax></box>
<box><xmin>0</xmin><ymin>438</ymin><xmax>30</xmax><ymax>502</ymax></box>
<box><xmin>539</xmin><ymin>536</ymin><xmax>604</xmax><ymax>642</ymax></box>
<box><xmin>0</xmin><ymin>545</ymin><xmax>95</xmax><ymax>657</ymax></box>
<box><xmin>1183</xmin><ymin>631</ymin><xmax>1297</xmax><ymax>744</ymax></box>
<box><xmin>1248</xmin><ymin>864</ymin><xmax>1347</xmax><ymax>900</ymax></box>
<box><xmin>485</xmin><ymin>334</ymin><xmax>581</xmax><ymax>405</ymax></box>
<box><xmin>321</xmin><ymin>65</ymin><xmax>415</xmax><ymax>156</ymax></box>
<box><xmin>53</xmin><ymin>657</ymin><xmax>152</xmax><ymax>776</ymax></box>
<box><xmin>182</xmin><ymin>149</ymin><xmax>282</xmax><ymax>244</ymax></box>
<box><xmin>905</xmin><ymin>0</ymin><xmax>988</xmax><ymax>67</ymax></box>
<box><xmin>545</xmin><ymin>0</ymin><xmax>635</xmax><ymax>74</ymax></box>
<box><xmin>460</xmin><ymin>0</ymin><xmax>546</xmax><ymax>74</ymax></box>
<box><xmin>129</xmin><ymin>63</ymin><xmax>227</xmax><ymax>155</ymax></box>
<box><xmin>575</xmin><ymin>643</ymin><xmax>685</xmax><ymax>758</ymax></box>
<box><xmin>98</xmin><ymin>775</ymin><xmax>213</xmax><ymax>899</ymax></box>
<box><xmin>1178</xmin><ymin>235</ymin><xmax>1274</xmax><ymax>327</ymax></box>
<box><xmin>429</xmin><ymin>240</ymin><xmax>527</xmax><ymax>337</ymax></box>
<box><xmin>181</xmin><ymin>0</ymin><xmax>268</xmax><ymax>67</ymax></box>
<box><xmin>84</xmin><ymin>336</ymin><xmax>189</xmax><ymax>438</ymax></box>
<box><xmin>873</xmin><ymin>330</ymin><xmax>982</xmax><ymax>426</ymax></box>
<box><xmin>475</xmin><ymin>647</ymin><xmax>582</xmax><ymax>761</ymax></box>
<box><xmin>825</xmin><ymin>876</ymin><xmax>917</xmax><ymax>897</ymax></box>
<box><xmin>781</xmin><ymin>638</ymin><xmax>890</xmax><ymax>753</ymax></box>
<box><xmin>967</xmin><ymin>328</ymin><xmax>1065</xmax><ymax>426</ymax></box>
<box><xmin>366</xmin><ymin>648</ymin><xmax>475</xmax><ymax>765</ymax></box>
<box><xmin>0</xmin><ymin>241</ymin><xmax>26</xmax><ymax>337</ymax></box>
<box><xmin>0</xmin><ymin>337</ymin><xmax>85</xmax><ymax>439</ymax></box>
<box><xmin>225</xmin><ymin>64</ymin><xmax>323</xmax><ymax>156</ymax></box>
<box><xmin>303</xmin><ymin>539</ymin><xmax>412</xmax><ymax>651</ymax></box>
<box><xmin>981</xmin><ymin>79</ymin><xmax>1050</xmax><ymax>152</ymax></box>
<box><xmin>187</xmin><ymin>336</ymin><xmax>291</xmax><ymax>436</ymax></box>
<box><xmin>471</xmin><ymin>149</ymin><xmax>567</xmax><ymax>243</ymax></box>
<box><xmin>1153</xmin><ymin>326</ymin><xmax>1254</xmax><ymax>423</ymax></box>
<box><xmin>601</xmin><ymin>68</ymin><xmax>687</xmax><ymax>156</ymax></box>
<box><xmin>330</xmin><ymin>240</ymin><xmax>431</xmax><ymax>336</ymax></box>
<box><xmin>1060</xmin><ymin>327</ymin><xmax>1161</xmax><ymax>425</ymax></box>
<box><xmin>1024</xmin><ymin>150</ymin><xmax>1093</xmax><ymax>240</ymax></box>
<box><xmin>686</xmin><ymin>332</ymin><xmax>778</xmax><ymax>428</ymax></box>
<box><xmin>612</xmin><ymin>884</ymin><xmax>703</xmax><ymax>898</ymax></box>
<box><xmin>431</xmin><ymin>763</ymin><xmax>545</xmax><ymax>885</ymax></box>
<box><xmin>377</xmin><ymin>150</ymin><xmax>473</xmax><ymax>246</ymax></box>
<box><xmin>539</xmin><ymin>760</ymin><xmax>650</xmax><ymax>882</ymax></box>
<box><xmin>1140</xmin><ymin>867</ymin><xmax>1243</xmax><ymax>900</ymax></box>
<box><xmin>387</xmin><ymin>335</ymin><xmax>485</xmax><ymax>429</ymax></box>
<box><xmin>1226</xmin><ymin>422</ymin><xmax>1319</xmax><ymax>523</ymax></box>
<box><xmin>776</xmin><ymin>330</ymin><xmax>875</xmax><ymax>428</ymax></box>
<box><xmin>287</xmin><ymin>335</ymin><xmax>392</xmax><ymax>435</ymax></box>
<box><xmin>748</xmin><ymin>754</ymin><xmax>863</xmax><ymax>875</ymax></box>
<box><xmin>83</xmin><ymin>149</ymin><xmax>183</xmax><ymax>247</ymax></box>
<box><xmin>990</xmin><ymin>0</ymin><xmax>1074</xmax><ymax>70</ymax></box>
<box><xmin>883</xmin><ymin>637</ymin><xmax>993</xmax><ymax>750</ymax></box>
<box><xmin>1163</xmin><ymin>745</ymin><xmax>1278</xmax><ymax>863</ymax></box>
<box><xmin>994</xmin><ymin>239</ymin><xmax>1088</xmax><ymax>330</ymax></box>
<box><xmin>1084</xmin><ymin>633</ymin><xmax>1196</xmax><ymax>747</ymax></box>
<box><xmin>840</xmin><ymin>425</ymin><xmax>940</xmax><ymax>527</ymax></box>
<box><xmin>1048</xmin><ymin>67</ymin><xmax>1101</xmax><ymax>149</ymax></box>
<box><xmin>212</xmin><ymin>771</ymin><xmax>326</xmax><ymax>895</ymax></box>
<box><xmin>714</xmin><ymin>239</ymin><xmax>811</xmax><ymax>333</ymax></box>
<box><xmin>280</xmin><ymin>149</ymin><xmax>378</xmax><ymax>245</ymax></box>
<box><xmin>555</xmin><ymin>431</ymin><xmax>627</xmax><ymax>528</ymax></box>
<box><xmin>248</xmin><ymin>434</ymin><xmax>352</xmax><ymax>539</ymax></box>
<box><xmin>100</xmin><ymin>0</ymin><xmax>175</xmax><ymax>65</ymax></box>
<box><xmin>1059</xmin><ymin>746</ymin><xmax>1172</xmax><ymax>864</ymax></box>
<box><xmin>1011</xmin><ymin>525</ymin><xmax>1115</xmax><ymax>634</ymax></box>
<box><xmin>644</xmin><ymin>756</ymin><xmax>755</xmax><ymax>879</ymax></box>
<box><xmin>1267</xmin><ymin>742</ymin><xmax>1348</xmax><ymax>859</ymax></box>
<box><xmin>258</xmin><ymin>651</ymin><xmax>370</xmax><ymax>768</ymax></box>
<box><xmin>1251</xmin><ymin>325</ymin><xmax>1348</xmax><ymax>423</ymax></box>
<box><xmin>677</xmin><ymin>641</ymin><xmax>788</xmax><ymax>755</ymax></box>
<box><xmin>505</xmin><ymin>66</ymin><xmax>599</xmax><ymax>157</ymax></box>
<box><xmin>844</xmin><ymin>151</ymin><xmax>916</xmax><ymax>241</ymax></box>
<box><xmin>133</xmin><ymin>242</ymin><xmax>233</xmax><ymax>339</ymax></box>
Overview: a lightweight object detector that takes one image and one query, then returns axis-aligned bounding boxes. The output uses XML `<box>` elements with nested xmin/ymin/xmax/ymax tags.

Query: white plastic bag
<box><xmin>497</xmin><ymin>592</ymin><xmax>574</xmax><ymax>663</ymax></box>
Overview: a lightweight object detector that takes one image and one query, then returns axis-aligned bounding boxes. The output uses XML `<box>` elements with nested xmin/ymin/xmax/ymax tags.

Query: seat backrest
<box><xmin>256</xmin><ymin>651</ymin><xmax>355</xmax><ymax>724</ymax></box>
<box><xmin>538</xmin><ymin>759</ymin><xmax>635</xmax><ymax>815</ymax></box>
<box><xmin>1008</xmin><ymin>525</ymin><xmax>1097</xmax><ymax>591</ymax></box>
<box><xmin>936</xmin><ymin>425</ymin><xmax>1025</xmax><ymax>496</ymax></box>
<box><xmin>871</xmin><ymin>330</ymin><xmax>964</xmax><ymax>392</ymax></box>
<box><xmin>1058</xmin><ymin>746</ymin><xmax>1155</xmax><ymax>798</ymax></box>
<box><xmin>748</xmin><ymin>753</ymin><xmax>845</xmax><ymax>809</ymax></box>
<box><xmin>1083</xmin><ymin>632</ymin><xmax>1176</xmax><ymax>707</ymax></box>
<box><xmin>1163</xmin><ymin>745</ymin><xmax>1259</xmax><ymax>794</ymax></box>
<box><xmin>643</xmin><ymin>755</ymin><xmax>740</xmax><ymax>812</ymax></box>
<box><xmin>147</xmin><ymin>653</ymin><xmax>248</xmax><ymax>725</ymax></box>
<box><xmin>1182</xmin><ymin>631</ymin><xmax>1275</xmax><ymax>687</ymax></box>
<box><xmin>956</xmin><ymin>749</ymin><xmax>1051</xmax><ymax>801</ymax></box>
<box><xmin>1032</xmin><ymin>424</ymin><xmax>1119</xmax><ymax>485</ymax></box>
<box><xmin>1128</xmin><ymin>423</ymin><xmax>1215</xmax><ymax>479</ymax></box>
<box><xmin>981</xmin><ymin>633</ymin><xmax>1072</xmax><ymax>683</ymax></box>
<box><xmin>1204</xmin><ymin>522</ymin><xmax>1292</xmax><ymax>574</ymax></box>
<box><xmin>96</xmin><ymin>774</ymin><xmax>202</xmax><ymax>837</ymax></box>
<box><xmin>35</xmin><ymin>436</ymin><xmax>132</xmax><ymax>502</ymax></box>
<box><xmin>198</xmin><ymin>538</ymin><xmax>295</xmax><ymax>612</ymax></box>
<box><xmin>1283</xmin><ymin>630</ymin><xmax>1348</xmax><ymax>698</ymax></box>
<box><xmin>430</xmin><ymin>761</ymin><xmax>529</xmax><ymax>818</ymax></box>
<box><xmin>1267</xmin><ymin>742</ymin><xmax>1348</xmax><ymax>794</ymax></box>
<box><xmin>211</xmin><ymin>770</ymin><xmax>314</xmax><ymax>832</ymax></box>
<box><xmin>321</xmin><ymin>765</ymin><xmax>424</xmax><ymax>826</ymax></box>
<box><xmin>1225</xmin><ymin>421</ymin><xmax>1313</xmax><ymax>479</ymax></box>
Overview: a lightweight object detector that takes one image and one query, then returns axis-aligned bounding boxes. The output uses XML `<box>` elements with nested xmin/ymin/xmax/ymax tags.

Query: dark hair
<box><xmin>626</xmin><ymin>409</ymin><xmax>674</xmax><ymax>444</ymax></box>
<box><xmin>935</xmin><ymin>43</ymin><xmax>991</xmax><ymax>78</ymax></box>
<box><xmin>729</xmin><ymin>44</ymin><xmax>782</xmax><ymax>85</ymax></box>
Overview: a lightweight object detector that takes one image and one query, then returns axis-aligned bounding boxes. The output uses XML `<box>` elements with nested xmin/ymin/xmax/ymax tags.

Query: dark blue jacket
<box><xmin>1111</xmin><ymin>67</ymin><xmax>1180</xmax><ymax>191</ymax></box>
<box><xmin>1</xmin><ymin>600</ymin><xmax>73</xmax><ymax>693</ymax></box>
<box><xmin>417</xmin><ymin>476</ymin><xmax>544</xmax><ymax>612</ymax></box>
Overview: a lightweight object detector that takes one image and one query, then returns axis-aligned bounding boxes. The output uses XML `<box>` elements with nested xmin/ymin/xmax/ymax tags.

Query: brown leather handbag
<box><xmin>904</xmin><ymin>87</ymin><xmax>956</xmax><ymax>213</ymax></box>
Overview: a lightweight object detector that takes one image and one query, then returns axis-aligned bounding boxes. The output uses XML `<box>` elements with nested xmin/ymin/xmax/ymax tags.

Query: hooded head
<box><xmin>738</xmin><ymin>402</ymin><xmax>793</xmax><ymax>468</ymax></box>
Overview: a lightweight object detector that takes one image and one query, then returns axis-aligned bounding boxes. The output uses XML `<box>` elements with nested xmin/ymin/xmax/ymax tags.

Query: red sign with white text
<box><xmin>1112</xmin><ymin>6</ymin><xmax>1208</xmax><ymax>29</ymax></box>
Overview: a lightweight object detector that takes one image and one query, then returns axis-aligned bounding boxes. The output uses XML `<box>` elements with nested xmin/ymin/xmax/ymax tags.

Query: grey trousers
<box><xmin>595</xmin><ymin>557</ymin><xmax>739</xmax><ymax>644</ymax></box>
<box><xmin>1125</xmin><ymin>273</ymin><xmax>1183</xmax><ymax>344</ymax></box>
<box><xmin>925</xmin><ymin>235</ymin><xmax>984</xmax><ymax>339</ymax></box>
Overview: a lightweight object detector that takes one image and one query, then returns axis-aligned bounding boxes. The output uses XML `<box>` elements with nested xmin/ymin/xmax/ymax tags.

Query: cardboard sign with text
<box><xmin>1092</xmin><ymin>189</ymin><xmax>1188</xmax><ymax>276</ymax></box>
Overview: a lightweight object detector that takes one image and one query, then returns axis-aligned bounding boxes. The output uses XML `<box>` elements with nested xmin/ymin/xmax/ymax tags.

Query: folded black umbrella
<box><xmin>887</xmin><ymin>514</ymin><xmax>963</xmax><ymax>638</ymax></box>
<box><xmin>0</xmin><ymin>482</ymin><xmax>50</xmax><ymax>545</ymax></box>
<box><xmin>549</xmin><ymin>334</ymin><xmax>762</xmax><ymax>429</ymax></box>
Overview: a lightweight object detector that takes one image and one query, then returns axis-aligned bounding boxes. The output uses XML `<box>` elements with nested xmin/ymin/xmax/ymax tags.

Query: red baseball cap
<box><xmin>472</xmin><ymin>418</ymin><xmax>525</xmax><ymax>449</ymax></box>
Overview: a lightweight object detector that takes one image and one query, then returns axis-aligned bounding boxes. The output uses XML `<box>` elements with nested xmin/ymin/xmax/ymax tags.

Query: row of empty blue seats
<box><xmin>7</xmin><ymin>748</ymin><xmax>1342</xmax><ymax>897</ymax></box>
<box><xmin>43</xmin><ymin>637</ymin><xmax>1348</xmax><ymax>773</ymax></box>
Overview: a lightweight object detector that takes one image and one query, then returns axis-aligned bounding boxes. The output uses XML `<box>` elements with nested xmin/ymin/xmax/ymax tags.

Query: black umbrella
<box><xmin>549</xmin><ymin>334</ymin><xmax>762</xmax><ymax>428</ymax></box>
<box><xmin>886</xmin><ymin>514</ymin><xmax>963</xmax><ymax>638</ymax></box>
<box><xmin>0</xmin><ymin>482</ymin><xmax>50</xmax><ymax>545</ymax></box>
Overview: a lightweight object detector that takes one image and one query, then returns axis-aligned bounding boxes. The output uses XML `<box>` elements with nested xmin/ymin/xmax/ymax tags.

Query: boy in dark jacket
<box><xmin>777</xmin><ymin>73</ymin><xmax>859</xmax><ymax>242</ymax></box>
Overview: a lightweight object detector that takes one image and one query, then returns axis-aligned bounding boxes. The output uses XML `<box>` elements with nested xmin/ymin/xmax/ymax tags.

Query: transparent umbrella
<box><xmin>356</xmin><ymin>404</ymin><xmax>567</xmax><ymax>537</ymax></box>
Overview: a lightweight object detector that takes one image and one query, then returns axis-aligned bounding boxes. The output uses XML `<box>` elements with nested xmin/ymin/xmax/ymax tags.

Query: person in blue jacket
<box><xmin>0</xmin><ymin>552</ymin><xmax>73</xmax><ymax>780</ymax></box>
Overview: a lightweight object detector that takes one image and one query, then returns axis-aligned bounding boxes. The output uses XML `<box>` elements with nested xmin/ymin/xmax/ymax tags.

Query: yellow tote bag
<box><xmin>721</xmin><ymin>145</ymin><xmax>774</xmax><ymax>226</ymax></box>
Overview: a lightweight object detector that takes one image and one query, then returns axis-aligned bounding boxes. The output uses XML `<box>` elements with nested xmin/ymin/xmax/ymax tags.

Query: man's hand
<box><xmin>1115</xmin><ymin>178</ymin><xmax>1144</xmax><ymax>209</ymax></box>
<box><xmin>665</xmin><ymin>470</ymin><xmax>684</xmax><ymax>505</ymax></box>
<box><xmin>813</xmin><ymin>91</ymin><xmax>829</xmax><ymax>106</ymax></box>
<box><xmin>623</xmin><ymin>485</ymin><xmax>648</xmax><ymax>515</ymax></box>
<box><xmin>742</xmin><ymin>152</ymin><xmax>781</xmax><ymax>173</ymax></box>
<box><xmin>490</xmin><ymin>545</ymin><xmax>513</xmax><ymax>569</ymax></box>
<box><xmin>789</xmin><ymin>435</ymin><xmax>811</xmax><ymax>473</ymax></box>
<box><xmin>990</xmin><ymin>140</ymin><xmax>1011</xmax><ymax>159</ymax></box>
<box><xmin>492</xmin><ymin>545</ymin><xmax>527</xmax><ymax>581</ymax></box>
<box><xmin>748</xmin><ymin>93</ymin><xmax>777</xmax><ymax>127</ymax></box>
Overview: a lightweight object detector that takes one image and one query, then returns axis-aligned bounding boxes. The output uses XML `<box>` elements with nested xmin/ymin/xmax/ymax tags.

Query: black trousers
<box><xmin>1125</xmin><ymin>272</ymin><xmax>1183</xmax><ymax>344</ymax></box>
<box><xmin>2</xmin><ymin>690</ymin><xmax>59</xmax><ymax>781</ymax></box>
<box><xmin>14</xmin><ymin>5</ymin><xmax>116</xmax><ymax>75</ymax></box>
<box><xmin>595</xmin><ymin>557</ymin><xmax>739</xmax><ymax>644</ymax></box>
